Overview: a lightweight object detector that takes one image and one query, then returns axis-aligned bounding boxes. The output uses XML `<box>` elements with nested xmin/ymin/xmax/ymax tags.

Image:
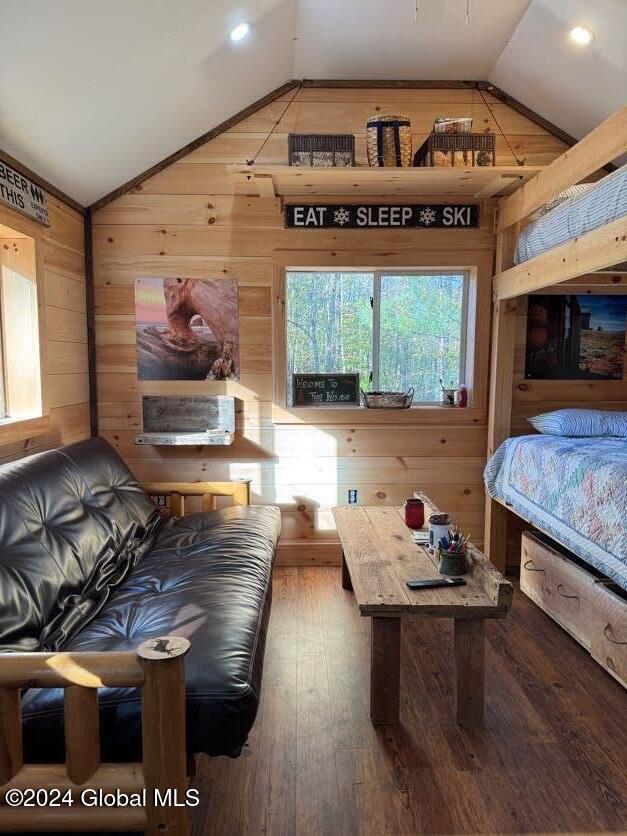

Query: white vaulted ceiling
<box><xmin>0</xmin><ymin>0</ymin><xmax>624</xmax><ymax>205</ymax></box>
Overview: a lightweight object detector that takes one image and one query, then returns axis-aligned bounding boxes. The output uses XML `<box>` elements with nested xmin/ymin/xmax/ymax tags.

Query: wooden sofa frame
<box><xmin>0</xmin><ymin>479</ymin><xmax>250</xmax><ymax>835</ymax></box>
<box><xmin>484</xmin><ymin>105</ymin><xmax>627</xmax><ymax>570</ymax></box>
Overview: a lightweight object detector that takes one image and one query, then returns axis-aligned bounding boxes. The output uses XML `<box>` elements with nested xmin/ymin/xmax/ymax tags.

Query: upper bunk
<box><xmin>492</xmin><ymin>105</ymin><xmax>627</xmax><ymax>301</ymax></box>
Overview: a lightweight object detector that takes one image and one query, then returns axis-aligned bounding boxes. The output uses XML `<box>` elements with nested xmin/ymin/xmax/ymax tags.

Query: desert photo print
<box><xmin>525</xmin><ymin>294</ymin><xmax>627</xmax><ymax>380</ymax></box>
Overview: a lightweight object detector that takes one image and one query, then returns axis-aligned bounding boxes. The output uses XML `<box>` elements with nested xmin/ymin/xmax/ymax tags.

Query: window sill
<box><xmin>272</xmin><ymin>405</ymin><xmax>485</xmax><ymax>425</ymax></box>
<box><xmin>0</xmin><ymin>414</ymin><xmax>50</xmax><ymax>445</ymax></box>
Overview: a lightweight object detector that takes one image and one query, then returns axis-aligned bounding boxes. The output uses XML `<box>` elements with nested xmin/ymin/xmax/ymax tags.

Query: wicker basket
<box><xmin>413</xmin><ymin>132</ymin><xmax>496</xmax><ymax>168</ymax></box>
<box><xmin>366</xmin><ymin>114</ymin><xmax>412</xmax><ymax>167</ymax></box>
<box><xmin>361</xmin><ymin>388</ymin><xmax>414</xmax><ymax>408</ymax></box>
<box><xmin>288</xmin><ymin>134</ymin><xmax>355</xmax><ymax>167</ymax></box>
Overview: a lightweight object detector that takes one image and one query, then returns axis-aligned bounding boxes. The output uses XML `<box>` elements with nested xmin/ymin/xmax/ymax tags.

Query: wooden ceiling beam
<box><xmin>0</xmin><ymin>148</ymin><xmax>85</xmax><ymax>215</ymax></box>
<box><xmin>88</xmin><ymin>80</ymin><xmax>302</xmax><ymax>213</ymax></box>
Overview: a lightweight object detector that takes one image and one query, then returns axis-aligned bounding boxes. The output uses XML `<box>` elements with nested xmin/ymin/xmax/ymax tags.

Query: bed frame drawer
<box><xmin>590</xmin><ymin>583</ymin><xmax>627</xmax><ymax>688</ymax></box>
<box><xmin>521</xmin><ymin>532</ymin><xmax>591</xmax><ymax>650</ymax></box>
<box><xmin>521</xmin><ymin>531</ymin><xmax>627</xmax><ymax>688</ymax></box>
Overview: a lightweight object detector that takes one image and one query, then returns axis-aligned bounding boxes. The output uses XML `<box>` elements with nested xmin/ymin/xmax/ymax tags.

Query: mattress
<box><xmin>484</xmin><ymin>434</ymin><xmax>627</xmax><ymax>590</ymax></box>
<box><xmin>514</xmin><ymin>163</ymin><xmax>627</xmax><ymax>264</ymax></box>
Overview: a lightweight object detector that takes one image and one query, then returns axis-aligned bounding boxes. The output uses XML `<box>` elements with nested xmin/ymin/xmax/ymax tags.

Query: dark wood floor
<box><xmin>190</xmin><ymin>567</ymin><xmax>627</xmax><ymax>835</ymax></box>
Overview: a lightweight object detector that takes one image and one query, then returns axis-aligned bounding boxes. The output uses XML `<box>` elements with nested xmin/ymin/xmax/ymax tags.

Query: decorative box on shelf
<box><xmin>135</xmin><ymin>395</ymin><xmax>235</xmax><ymax>447</ymax></box>
<box><xmin>413</xmin><ymin>133</ymin><xmax>496</xmax><ymax>168</ymax></box>
<box><xmin>288</xmin><ymin>133</ymin><xmax>355</xmax><ymax>167</ymax></box>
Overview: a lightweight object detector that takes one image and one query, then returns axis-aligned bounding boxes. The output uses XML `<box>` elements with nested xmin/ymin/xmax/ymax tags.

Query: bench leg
<box><xmin>341</xmin><ymin>549</ymin><xmax>353</xmax><ymax>591</ymax></box>
<box><xmin>454</xmin><ymin>618</ymin><xmax>485</xmax><ymax>728</ymax></box>
<box><xmin>370</xmin><ymin>617</ymin><xmax>401</xmax><ymax>725</ymax></box>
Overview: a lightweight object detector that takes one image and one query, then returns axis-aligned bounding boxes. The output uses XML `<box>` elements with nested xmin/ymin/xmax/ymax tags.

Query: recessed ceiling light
<box><xmin>570</xmin><ymin>25</ymin><xmax>594</xmax><ymax>46</ymax></box>
<box><xmin>230</xmin><ymin>22</ymin><xmax>250</xmax><ymax>42</ymax></box>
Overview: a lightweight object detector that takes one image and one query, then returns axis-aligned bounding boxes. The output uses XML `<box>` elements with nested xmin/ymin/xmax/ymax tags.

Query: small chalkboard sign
<box><xmin>292</xmin><ymin>373</ymin><xmax>360</xmax><ymax>406</ymax></box>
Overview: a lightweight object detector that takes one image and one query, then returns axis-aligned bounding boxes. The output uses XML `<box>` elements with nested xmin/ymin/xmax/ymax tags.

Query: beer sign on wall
<box><xmin>285</xmin><ymin>203</ymin><xmax>478</xmax><ymax>229</ymax></box>
<box><xmin>0</xmin><ymin>160</ymin><xmax>49</xmax><ymax>226</ymax></box>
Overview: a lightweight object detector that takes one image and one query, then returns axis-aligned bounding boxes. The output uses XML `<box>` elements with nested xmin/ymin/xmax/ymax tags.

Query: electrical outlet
<box><xmin>348</xmin><ymin>489</ymin><xmax>358</xmax><ymax>504</ymax></box>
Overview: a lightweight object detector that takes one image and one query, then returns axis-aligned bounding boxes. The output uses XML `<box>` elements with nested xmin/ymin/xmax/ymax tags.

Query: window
<box><xmin>286</xmin><ymin>270</ymin><xmax>469</xmax><ymax>405</ymax></box>
<box><xmin>0</xmin><ymin>225</ymin><xmax>43</xmax><ymax>422</ymax></box>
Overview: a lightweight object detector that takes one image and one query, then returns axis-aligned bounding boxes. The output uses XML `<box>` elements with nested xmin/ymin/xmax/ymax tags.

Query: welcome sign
<box><xmin>285</xmin><ymin>203</ymin><xmax>478</xmax><ymax>229</ymax></box>
<box><xmin>0</xmin><ymin>160</ymin><xmax>49</xmax><ymax>225</ymax></box>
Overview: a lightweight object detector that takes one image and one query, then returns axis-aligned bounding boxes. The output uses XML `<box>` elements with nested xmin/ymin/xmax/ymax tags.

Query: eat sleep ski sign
<box><xmin>284</xmin><ymin>203</ymin><xmax>478</xmax><ymax>229</ymax></box>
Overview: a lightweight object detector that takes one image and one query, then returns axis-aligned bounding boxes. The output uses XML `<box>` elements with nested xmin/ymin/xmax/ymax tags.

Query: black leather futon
<box><xmin>0</xmin><ymin>438</ymin><xmax>280</xmax><ymax>761</ymax></box>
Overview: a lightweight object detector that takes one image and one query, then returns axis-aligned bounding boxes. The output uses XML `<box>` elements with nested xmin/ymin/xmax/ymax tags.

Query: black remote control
<box><xmin>406</xmin><ymin>577</ymin><xmax>466</xmax><ymax>590</ymax></box>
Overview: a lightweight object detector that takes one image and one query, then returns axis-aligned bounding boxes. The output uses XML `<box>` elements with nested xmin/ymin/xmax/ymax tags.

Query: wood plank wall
<box><xmin>0</xmin><ymin>195</ymin><xmax>89</xmax><ymax>463</ymax></box>
<box><xmin>92</xmin><ymin>86</ymin><xmax>569</xmax><ymax>564</ymax></box>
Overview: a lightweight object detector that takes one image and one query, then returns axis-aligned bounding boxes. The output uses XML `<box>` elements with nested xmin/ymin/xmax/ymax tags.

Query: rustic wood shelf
<box><xmin>226</xmin><ymin>164</ymin><xmax>544</xmax><ymax>199</ymax></box>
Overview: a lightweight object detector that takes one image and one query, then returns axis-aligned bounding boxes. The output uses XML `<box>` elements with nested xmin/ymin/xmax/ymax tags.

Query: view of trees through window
<box><xmin>286</xmin><ymin>271</ymin><xmax>467</xmax><ymax>404</ymax></box>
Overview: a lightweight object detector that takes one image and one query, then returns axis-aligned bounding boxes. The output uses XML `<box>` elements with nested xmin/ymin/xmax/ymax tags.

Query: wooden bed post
<box><xmin>485</xmin><ymin>238</ymin><xmax>518</xmax><ymax>571</ymax></box>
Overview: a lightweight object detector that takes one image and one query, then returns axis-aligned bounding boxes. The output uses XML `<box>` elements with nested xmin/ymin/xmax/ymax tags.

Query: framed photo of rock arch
<box><xmin>134</xmin><ymin>277</ymin><xmax>240</xmax><ymax>381</ymax></box>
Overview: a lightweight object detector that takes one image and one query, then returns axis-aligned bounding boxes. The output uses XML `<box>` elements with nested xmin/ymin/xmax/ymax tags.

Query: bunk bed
<box><xmin>483</xmin><ymin>105</ymin><xmax>627</xmax><ymax>687</ymax></box>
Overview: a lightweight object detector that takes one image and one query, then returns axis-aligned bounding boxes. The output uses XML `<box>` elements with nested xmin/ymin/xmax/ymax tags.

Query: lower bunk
<box><xmin>484</xmin><ymin>422</ymin><xmax>627</xmax><ymax>688</ymax></box>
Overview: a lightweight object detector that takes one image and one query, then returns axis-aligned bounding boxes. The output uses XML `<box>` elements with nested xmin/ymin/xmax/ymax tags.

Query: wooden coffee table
<box><xmin>332</xmin><ymin>498</ymin><xmax>512</xmax><ymax>727</ymax></box>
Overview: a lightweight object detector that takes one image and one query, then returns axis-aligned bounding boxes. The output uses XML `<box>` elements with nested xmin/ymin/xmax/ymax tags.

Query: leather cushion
<box><xmin>21</xmin><ymin>504</ymin><xmax>281</xmax><ymax>759</ymax></box>
<box><xmin>0</xmin><ymin>438</ymin><xmax>158</xmax><ymax>651</ymax></box>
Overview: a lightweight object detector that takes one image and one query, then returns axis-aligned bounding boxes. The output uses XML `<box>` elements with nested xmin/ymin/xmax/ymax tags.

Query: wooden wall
<box><xmin>92</xmin><ymin>86</ymin><xmax>569</xmax><ymax>564</ymax></box>
<box><xmin>0</xmin><ymin>191</ymin><xmax>89</xmax><ymax>462</ymax></box>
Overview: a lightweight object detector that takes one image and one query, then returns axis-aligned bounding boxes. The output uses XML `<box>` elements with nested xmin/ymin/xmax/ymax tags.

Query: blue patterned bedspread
<box><xmin>484</xmin><ymin>435</ymin><xmax>627</xmax><ymax>590</ymax></box>
<box><xmin>514</xmin><ymin>163</ymin><xmax>627</xmax><ymax>264</ymax></box>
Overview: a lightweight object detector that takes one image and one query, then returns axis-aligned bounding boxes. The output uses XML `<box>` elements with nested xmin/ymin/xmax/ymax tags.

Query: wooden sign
<box><xmin>285</xmin><ymin>203</ymin><xmax>478</xmax><ymax>229</ymax></box>
<box><xmin>0</xmin><ymin>160</ymin><xmax>49</xmax><ymax>225</ymax></box>
<box><xmin>292</xmin><ymin>373</ymin><xmax>360</xmax><ymax>406</ymax></box>
<box><xmin>142</xmin><ymin>395</ymin><xmax>235</xmax><ymax>432</ymax></box>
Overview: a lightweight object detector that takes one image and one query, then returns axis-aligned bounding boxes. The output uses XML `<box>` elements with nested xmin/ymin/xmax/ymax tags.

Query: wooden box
<box><xmin>137</xmin><ymin>396</ymin><xmax>235</xmax><ymax>447</ymax></box>
<box><xmin>413</xmin><ymin>133</ymin><xmax>496</xmax><ymax>167</ymax></box>
<box><xmin>521</xmin><ymin>531</ymin><xmax>626</xmax><ymax>688</ymax></box>
<box><xmin>141</xmin><ymin>395</ymin><xmax>235</xmax><ymax>433</ymax></box>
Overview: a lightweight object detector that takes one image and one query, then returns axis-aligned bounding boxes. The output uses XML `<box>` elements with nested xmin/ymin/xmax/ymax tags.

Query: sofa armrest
<box><xmin>0</xmin><ymin>637</ymin><xmax>191</xmax><ymax>835</ymax></box>
<box><xmin>143</xmin><ymin>480</ymin><xmax>251</xmax><ymax>515</ymax></box>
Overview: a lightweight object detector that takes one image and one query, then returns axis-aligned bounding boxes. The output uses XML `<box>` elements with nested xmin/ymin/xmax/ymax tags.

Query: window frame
<box><xmin>0</xmin><ymin>221</ymin><xmax>49</xmax><ymax>444</ymax></box>
<box><xmin>283</xmin><ymin>267</ymin><xmax>471</xmax><ymax>407</ymax></box>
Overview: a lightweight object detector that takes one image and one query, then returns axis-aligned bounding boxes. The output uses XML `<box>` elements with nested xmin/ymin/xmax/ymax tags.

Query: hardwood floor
<box><xmin>191</xmin><ymin>567</ymin><xmax>627</xmax><ymax>835</ymax></box>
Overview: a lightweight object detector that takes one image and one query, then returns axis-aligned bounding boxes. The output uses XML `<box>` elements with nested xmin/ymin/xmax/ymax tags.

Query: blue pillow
<box><xmin>528</xmin><ymin>409</ymin><xmax>627</xmax><ymax>438</ymax></box>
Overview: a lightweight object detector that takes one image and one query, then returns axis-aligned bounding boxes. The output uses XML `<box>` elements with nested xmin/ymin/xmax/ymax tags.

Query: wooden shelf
<box><xmin>227</xmin><ymin>164</ymin><xmax>544</xmax><ymax>199</ymax></box>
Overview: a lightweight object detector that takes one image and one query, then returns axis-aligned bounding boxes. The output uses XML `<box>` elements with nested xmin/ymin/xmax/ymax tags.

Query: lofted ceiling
<box><xmin>0</xmin><ymin>0</ymin><xmax>624</xmax><ymax>206</ymax></box>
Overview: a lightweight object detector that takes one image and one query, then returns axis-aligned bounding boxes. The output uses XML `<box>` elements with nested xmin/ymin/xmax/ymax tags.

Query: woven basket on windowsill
<box><xmin>361</xmin><ymin>388</ymin><xmax>414</xmax><ymax>409</ymax></box>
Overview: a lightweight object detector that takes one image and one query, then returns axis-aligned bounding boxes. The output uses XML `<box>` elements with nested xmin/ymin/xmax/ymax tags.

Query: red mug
<box><xmin>404</xmin><ymin>498</ymin><xmax>425</xmax><ymax>529</ymax></box>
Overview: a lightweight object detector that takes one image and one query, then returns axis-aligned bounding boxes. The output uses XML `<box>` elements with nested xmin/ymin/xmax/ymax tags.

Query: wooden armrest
<box><xmin>0</xmin><ymin>637</ymin><xmax>191</xmax><ymax>835</ymax></box>
<box><xmin>143</xmin><ymin>480</ymin><xmax>251</xmax><ymax>514</ymax></box>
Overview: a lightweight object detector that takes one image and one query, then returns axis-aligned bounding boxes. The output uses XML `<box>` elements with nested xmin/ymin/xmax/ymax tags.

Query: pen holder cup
<box><xmin>437</xmin><ymin>547</ymin><xmax>468</xmax><ymax>576</ymax></box>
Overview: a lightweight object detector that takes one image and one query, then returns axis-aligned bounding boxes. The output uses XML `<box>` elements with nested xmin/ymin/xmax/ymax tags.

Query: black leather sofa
<box><xmin>0</xmin><ymin>438</ymin><xmax>280</xmax><ymax>761</ymax></box>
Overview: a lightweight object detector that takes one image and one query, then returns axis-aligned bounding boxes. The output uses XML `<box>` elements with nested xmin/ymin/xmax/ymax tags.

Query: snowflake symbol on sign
<box><xmin>419</xmin><ymin>207</ymin><xmax>437</xmax><ymax>226</ymax></box>
<box><xmin>333</xmin><ymin>207</ymin><xmax>351</xmax><ymax>226</ymax></box>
